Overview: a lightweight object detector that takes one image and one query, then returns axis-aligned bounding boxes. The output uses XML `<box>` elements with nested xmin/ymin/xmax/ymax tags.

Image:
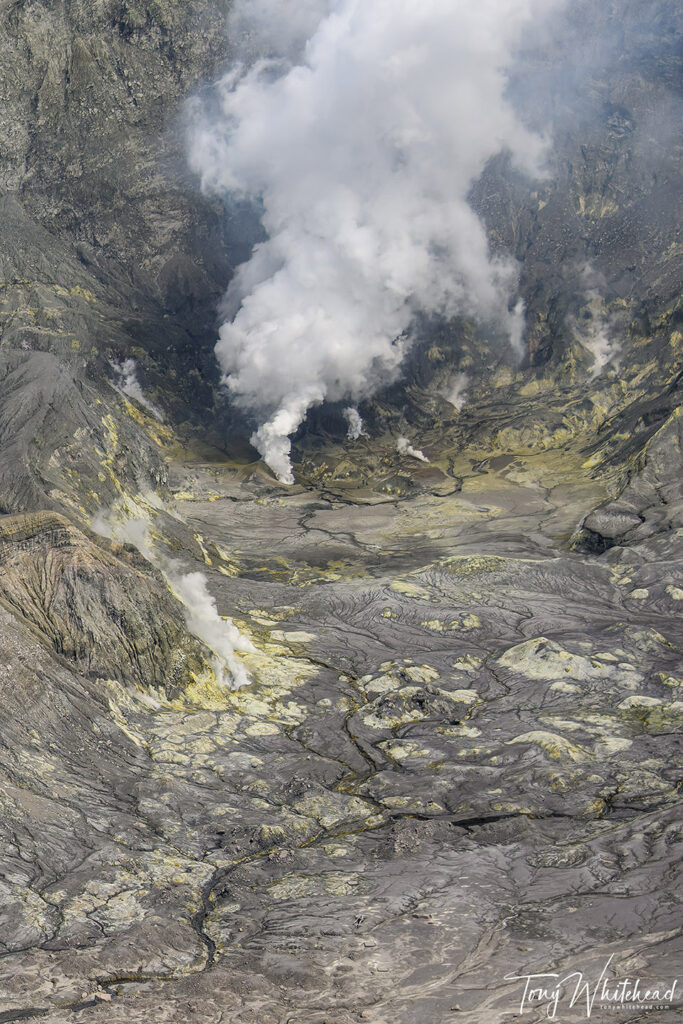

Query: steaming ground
<box><xmin>343</xmin><ymin>406</ymin><xmax>364</xmax><ymax>440</ymax></box>
<box><xmin>92</xmin><ymin>508</ymin><xmax>254</xmax><ymax>689</ymax></box>
<box><xmin>190</xmin><ymin>0</ymin><xmax>560</xmax><ymax>481</ymax></box>
<box><xmin>110</xmin><ymin>358</ymin><xmax>164</xmax><ymax>421</ymax></box>
<box><xmin>20</xmin><ymin>423</ymin><xmax>675</xmax><ymax>1023</ymax></box>
<box><xmin>571</xmin><ymin>265</ymin><xmax>622</xmax><ymax>377</ymax></box>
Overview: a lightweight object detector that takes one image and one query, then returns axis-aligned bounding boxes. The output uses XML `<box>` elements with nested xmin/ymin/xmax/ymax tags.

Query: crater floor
<box><xmin>1</xmin><ymin>441</ymin><xmax>681</xmax><ymax>1023</ymax></box>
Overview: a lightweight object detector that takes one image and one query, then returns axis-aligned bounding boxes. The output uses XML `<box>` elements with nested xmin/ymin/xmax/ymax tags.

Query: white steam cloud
<box><xmin>170</xmin><ymin>571</ymin><xmax>254</xmax><ymax>690</ymax></box>
<box><xmin>343</xmin><ymin>406</ymin><xmax>365</xmax><ymax>440</ymax></box>
<box><xmin>111</xmin><ymin>358</ymin><xmax>163</xmax><ymax>421</ymax></box>
<box><xmin>92</xmin><ymin>509</ymin><xmax>253</xmax><ymax>690</ymax></box>
<box><xmin>397</xmin><ymin>437</ymin><xmax>429</xmax><ymax>463</ymax></box>
<box><xmin>572</xmin><ymin>264</ymin><xmax>621</xmax><ymax>377</ymax></box>
<box><xmin>445</xmin><ymin>372</ymin><xmax>470</xmax><ymax>411</ymax></box>
<box><xmin>190</xmin><ymin>0</ymin><xmax>557</xmax><ymax>481</ymax></box>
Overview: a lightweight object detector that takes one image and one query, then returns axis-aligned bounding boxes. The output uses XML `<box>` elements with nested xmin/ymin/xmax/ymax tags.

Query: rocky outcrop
<box><xmin>573</xmin><ymin>406</ymin><xmax>683</xmax><ymax>556</ymax></box>
<box><xmin>0</xmin><ymin>0</ymin><xmax>235</xmax><ymax>513</ymax></box>
<box><xmin>0</xmin><ymin>0</ymin><xmax>232</xmax><ymax>306</ymax></box>
<box><xmin>0</xmin><ymin>511</ymin><xmax>205</xmax><ymax>690</ymax></box>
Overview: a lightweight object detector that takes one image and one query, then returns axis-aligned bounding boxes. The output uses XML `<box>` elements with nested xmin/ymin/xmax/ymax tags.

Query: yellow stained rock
<box><xmin>506</xmin><ymin>730</ymin><xmax>587</xmax><ymax>762</ymax></box>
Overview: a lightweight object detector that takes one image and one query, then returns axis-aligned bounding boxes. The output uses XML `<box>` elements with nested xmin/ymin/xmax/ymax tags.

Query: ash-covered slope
<box><xmin>0</xmin><ymin>1</ymin><xmax>681</xmax><ymax>1022</ymax></box>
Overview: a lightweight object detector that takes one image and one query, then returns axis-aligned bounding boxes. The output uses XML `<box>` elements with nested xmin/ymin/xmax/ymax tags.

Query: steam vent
<box><xmin>0</xmin><ymin>0</ymin><xmax>681</xmax><ymax>1021</ymax></box>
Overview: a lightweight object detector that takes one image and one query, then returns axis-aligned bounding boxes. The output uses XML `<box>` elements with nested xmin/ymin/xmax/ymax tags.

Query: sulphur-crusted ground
<box><xmin>0</xmin><ymin>407</ymin><xmax>681</xmax><ymax>1023</ymax></box>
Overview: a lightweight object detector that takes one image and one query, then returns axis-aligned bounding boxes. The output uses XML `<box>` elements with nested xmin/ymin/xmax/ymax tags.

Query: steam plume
<box><xmin>169</xmin><ymin>571</ymin><xmax>254</xmax><ymax>690</ymax></box>
<box><xmin>111</xmin><ymin>358</ymin><xmax>163</xmax><ymax>421</ymax></box>
<box><xmin>343</xmin><ymin>406</ymin><xmax>364</xmax><ymax>440</ymax></box>
<box><xmin>572</xmin><ymin>264</ymin><xmax>621</xmax><ymax>376</ymax></box>
<box><xmin>397</xmin><ymin>437</ymin><xmax>429</xmax><ymax>463</ymax></box>
<box><xmin>92</xmin><ymin>510</ymin><xmax>253</xmax><ymax>689</ymax></box>
<box><xmin>191</xmin><ymin>0</ymin><xmax>558</xmax><ymax>481</ymax></box>
<box><xmin>445</xmin><ymin>372</ymin><xmax>470</xmax><ymax>411</ymax></box>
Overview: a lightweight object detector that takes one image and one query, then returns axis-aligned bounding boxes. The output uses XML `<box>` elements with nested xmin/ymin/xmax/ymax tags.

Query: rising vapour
<box><xmin>169</xmin><ymin>570</ymin><xmax>254</xmax><ymax>689</ymax></box>
<box><xmin>110</xmin><ymin>358</ymin><xmax>163</xmax><ymax>421</ymax></box>
<box><xmin>571</xmin><ymin>264</ymin><xmax>621</xmax><ymax>376</ymax></box>
<box><xmin>190</xmin><ymin>0</ymin><xmax>559</xmax><ymax>481</ymax></box>
<box><xmin>343</xmin><ymin>407</ymin><xmax>364</xmax><ymax>440</ymax></box>
<box><xmin>397</xmin><ymin>437</ymin><xmax>429</xmax><ymax>463</ymax></box>
<box><xmin>92</xmin><ymin>508</ymin><xmax>254</xmax><ymax>690</ymax></box>
<box><xmin>444</xmin><ymin>372</ymin><xmax>470</xmax><ymax>411</ymax></box>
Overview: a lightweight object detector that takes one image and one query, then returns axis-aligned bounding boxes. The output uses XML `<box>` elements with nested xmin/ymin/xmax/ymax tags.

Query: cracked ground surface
<box><xmin>1</xmin><ymin>442</ymin><xmax>681</xmax><ymax>1023</ymax></box>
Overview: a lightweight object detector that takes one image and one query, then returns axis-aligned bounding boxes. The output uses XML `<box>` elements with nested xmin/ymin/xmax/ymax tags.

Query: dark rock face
<box><xmin>0</xmin><ymin>0</ymin><xmax>681</xmax><ymax>1022</ymax></box>
<box><xmin>0</xmin><ymin>0</ymin><xmax>232</xmax><ymax>301</ymax></box>
<box><xmin>575</xmin><ymin>409</ymin><xmax>683</xmax><ymax>557</ymax></box>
